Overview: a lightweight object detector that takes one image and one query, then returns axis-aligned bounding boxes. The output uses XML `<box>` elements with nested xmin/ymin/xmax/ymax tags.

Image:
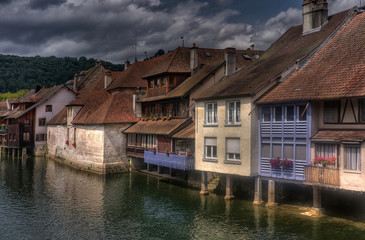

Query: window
<box><xmin>162</xmin><ymin>77</ymin><xmax>167</xmax><ymax>87</ymax></box>
<box><xmin>323</xmin><ymin>101</ymin><xmax>339</xmax><ymax>123</ymax></box>
<box><xmin>345</xmin><ymin>145</ymin><xmax>361</xmax><ymax>171</ymax></box>
<box><xmin>297</xmin><ymin>105</ymin><xmax>307</xmax><ymax>121</ymax></box>
<box><xmin>24</xmin><ymin>119</ymin><xmax>30</xmax><ymax>125</ymax></box>
<box><xmin>128</xmin><ymin>134</ymin><xmax>136</xmax><ymax>146</ymax></box>
<box><xmin>360</xmin><ymin>99</ymin><xmax>365</xmax><ymax>122</ymax></box>
<box><xmin>142</xmin><ymin>134</ymin><xmax>156</xmax><ymax>148</ymax></box>
<box><xmin>316</xmin><ymin>144</ymin><xmax>337</xmax><ymax>158</ymax></box>
<box><xmin>45</xmin><ymin>105</ymin><xmax>52</xmax><ymax>112</ymax></box>
<box><xmin>274</xmin><ymin>106</ymin><xmax>282</xmax><ymax>122</ymax></box>
<box><xmin>169</xmin><ymin>77</ymin><xmax>174</xmax><ymax>86</ymax></box>
<box><xmin>262</xmin><ymin>107</ymin><xmax>271</xmax><ymax>122</ymax></box>
<box><xmin>205</xmin><ymin>103</ymin><xmax>217</xmax><ymax>125</ymax></box>
<box><xmin>205</xmin><ymin>137</ymin><xmax>217</xmax><ymax>160</ymax></box>
<box><xmin>23</xmin><ymin>132</ymin><xmax>30</xmax><ymax>141</ymax></box>
<box><xmin>154</xmin><ymin>78</ymin><xmax>160</xmax><ymax>88</ymax></box>
<box><xmin>36</xmin><ymin>134</ymin><xmax>46</xmax><ymax>141</ymax></box>
<box><xmin>286</xmin><ymin>106</ymin><xmax>294</xmax><ymax>121</ymax></box>
<box><xmin>226</xmin><ymin>138</ymin><xmax>240</xmax><ymax>161</ymax></box>
<box><xmin>74</xmin><ymin>128</ymin><xmax>77</xmax><ymax>145</ymax></box>
<box><xmin>39</xmin><ymin>118</ymin><xmax>46</xmax><ymax>126</ymax></box>
<box><xmin>226</xmin><ymin>101</ymin><xmax>241</xmax><ymax>125</ymax></box>
<box><xmin>148</xmin><ymin>80</ymin><xmax>154</xmax><ymax>88</ymax></box>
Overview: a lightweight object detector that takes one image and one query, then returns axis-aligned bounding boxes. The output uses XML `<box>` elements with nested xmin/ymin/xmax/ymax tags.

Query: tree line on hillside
<box><xmin>0</xmin><ymin>55</ymin><xmax>124</xmax><ymax>93</ymax></box>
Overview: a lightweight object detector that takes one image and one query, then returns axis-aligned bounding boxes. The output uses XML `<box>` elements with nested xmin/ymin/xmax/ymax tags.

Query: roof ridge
<box><xmin>164</xmin><ymin>46</ymin><xmax>180</xmax><ymax>73</ymax></box>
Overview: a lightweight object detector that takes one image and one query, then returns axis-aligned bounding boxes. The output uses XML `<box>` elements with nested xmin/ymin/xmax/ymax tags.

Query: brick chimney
<box><xmin>225</xmin><ymin>48</ymin><xmax>236</xmax><ymax>77</ymax></box>
<box><xmin>104</xmin><ymin>69</ymin><xmax>112</xmax><ymax>89</ymax></box>
<box><xmin>73</xmin><ymin>73</ymin><xmax>78</xmax><ymax>92</ymax></box>
<box><xmin>303</xmin><ymin>0</ymin><xmax>328</xmax><ymax>34</ymax></box>
<box><xmin>125</xmin><ymin>59</ymin><xmax>131</xmax><ymax>70</ymax></box>
<box><xmin>190</xmin><ymin>43</ymin><xmax>198</xmax><ymax>74</ymax></box>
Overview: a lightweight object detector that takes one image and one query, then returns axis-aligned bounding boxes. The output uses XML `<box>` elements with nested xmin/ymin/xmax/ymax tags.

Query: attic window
<box><xmin>243</xmin><ymin>54</ymin><xmax>251</xmax><ymax>60</ymax></box>
<box><xmin>204</xmin><ymin>51</ymin><xmax>211</xmax><ymax>57</ymax></box>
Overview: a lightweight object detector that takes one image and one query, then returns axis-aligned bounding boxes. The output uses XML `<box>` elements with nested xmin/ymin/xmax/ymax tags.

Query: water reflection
<box><xmin>0</xmin><ymin>157</ymin><xmax>364</xmax><ymax>239</ymax></box>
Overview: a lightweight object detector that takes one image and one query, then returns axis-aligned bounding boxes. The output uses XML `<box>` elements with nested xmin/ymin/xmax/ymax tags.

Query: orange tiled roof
<box><xmin>259</xmin><ymin>10</ymin><xmax>365</xmax><ymax>103</ymax></box>
<box><xmin>196</xmin><ymin>9</ymin><xmax>353</xmax><ymax>101</ymax></box>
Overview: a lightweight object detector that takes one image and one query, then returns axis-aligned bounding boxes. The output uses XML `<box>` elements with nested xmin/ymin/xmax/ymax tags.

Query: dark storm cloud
<box><xmin>0</xmin><ymin>0</ymin><xmax>357</xmax><ymax>63</ymax></box>
<box><xmin>29</xmin><ymin>0</ymin><xmax>66</xmax><ymax>9</ymax></box>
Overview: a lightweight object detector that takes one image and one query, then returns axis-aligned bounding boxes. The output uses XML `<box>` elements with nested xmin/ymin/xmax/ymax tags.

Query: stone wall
<box><xmin>47</xmin><ymin>123</ymin><xmax>132</xmax><ymax>174</ymax></box>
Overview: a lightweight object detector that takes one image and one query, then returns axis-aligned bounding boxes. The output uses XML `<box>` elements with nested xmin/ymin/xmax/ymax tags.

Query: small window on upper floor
<box><xmin>24</xmin><ymin>118</ymin><xmax>30</xmax><ymax>125</ymax></box>
<box><xmin>154</xmin><ymin>78</ymin><xmax>160</xmax><ymax>88</ymax></box>
<box><xmin>205</xmin><ymin>103</ymin><xmax>217</xmax><ymax>125</ymax></box>
<box><xmin>345</xmin><ymin>145</ymin><xmax>361</xmax><ymax>171</ymax></box>
<box><xmin>274</xmin><ymin>106</ymin><xmax>282</xmax><ymax>122</ymax></box>
<box><xmin>169</xmin><ymin>77</ymin><xmax>174</xmax><ymax>86</ymax></box>
<box><xmin>148</xmin><ymin>80</ymin><xmax>154</xmax><ymax>88</ymax></box>
<box><xmin>162</xmin><ymin>77</ymin><xmax>167</xmax><ymax>87</ymax></box>
<box><xmin>297</xmin><ymin>105</ymin><xmax>307</xmax><ymax>121</ymax></box>
<box><xmin>226</xmin><ymin>101</ymin><xmax>240</xmax><ymax>125</ymax></box>
<box><xmin>204</xmin><ymin>137</ymin><xmax>217</xmax><ymax>160</ymax></box>
<box><xmin>323</xmin><ymin>101</ymin><xmax>339</xmax><ymax>123</ymax></box>
<box><xmin>360</xmin><ymin>99</ymin><xmax>365</xmax><ymax>123</ymax></box>
<box><xmin>46</xmin><ymin>105</ymin><xmax>52</xmax><ymax>112</ymax></box>
<box><xmin>39</xmin><ymin>118</ymin><xmax>46</xmax><ymax>126</ymax></box>
<box><xmin>262</xmin><ymin>107</ymin><xmax>271</xmax><ymax>122</ymax></box>
<box><xmin>286</xmin><ymin>106</ymin><xmax>294</xmax><ymax>121</ymax></box>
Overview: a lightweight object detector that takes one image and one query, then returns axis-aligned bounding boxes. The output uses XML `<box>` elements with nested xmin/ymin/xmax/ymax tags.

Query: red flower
<box><xmin>72</xmin><ymin>143</ymin><xmax>76</xmax><ymax>147</ymax></box>
<box><xmin>65</xmin><ymin>140</ymin><xmax>69</xmax><ymax>145</ymax></box>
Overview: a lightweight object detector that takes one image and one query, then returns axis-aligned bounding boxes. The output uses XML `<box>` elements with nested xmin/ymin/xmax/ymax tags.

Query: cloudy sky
<box><xmin>0</xmin><ymin>0</ymin><xmax>360</xmax><ymax>63</ymax></box>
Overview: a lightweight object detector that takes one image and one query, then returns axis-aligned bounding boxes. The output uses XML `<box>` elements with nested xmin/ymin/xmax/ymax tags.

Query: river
<box><xmin>0</xmin><ymin>157</ymin><xmax>364</xmax><ymax>239</ymax></box>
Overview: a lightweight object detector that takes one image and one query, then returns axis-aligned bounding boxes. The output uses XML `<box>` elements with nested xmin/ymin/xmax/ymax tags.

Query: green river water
<box><xmin>0</xmin><ymin>157</ymin><xmax>364</xmax><ymax>239</ymax></box>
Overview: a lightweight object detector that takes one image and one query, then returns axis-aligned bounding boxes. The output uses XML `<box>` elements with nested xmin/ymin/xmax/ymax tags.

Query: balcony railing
<box><xmin>304</xmin><ymin>166</ymin><xmax>340</xmax><ymax>186</ymax></box>
<box><xmin>144</xmin><ymin>150</ymin><xmax>195</xmax><ymax>170</ymax></box>
<box><xmin>126</xmin><ymin>146</ymin><xmax>145</xmax><ymax>158</ymax></box>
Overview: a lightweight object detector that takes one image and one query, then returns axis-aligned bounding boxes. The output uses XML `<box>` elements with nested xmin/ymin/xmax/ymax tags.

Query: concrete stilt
<box><xmin>253</xmin><ymin>177</ymin><xmax>264</xmax><ymax>206</ymax></box>
<box><xmin>17</xmin><ymin>148</ymin><xmax>20</xmax><ymax>158</ymax></box>
<box><xmin>157</xmin><ymin>165</ymin><xmax>163</xmax><ymax>174</ymax></box>
<box><xmin>224</xmin><ymin>175</ymin><xmax>234</xmax><ymax>200</ymax></box>
<box><xmin>147</xmin><ymin>163</ymin><xmax>151</xmax><ymax>171</ymax></box>
<box><xmin>266</xmin><ymin>180</ymin><xmax>277</xmax><ymax>207</ymax></box>
<box><xmin>12</xmin><ymin>148</ymin><xmax>15</xmax><ymax>158</ymax></box>
<box><xmin>169</xmin><ymin>167</ymin><xmax>173</xmax><ymax>177</ymax></box>
<box><xmin>311</xmin><ymin>186</ymin><xmax>324</xmax><ymax>215</ymax></box>
<box><xmin>22</xmin><ymin>148</ymin><xmax>27</xmax><ymax>160</ymax></box>
<box><xmin>200</xmin><ymin>171</ymin><xmax>209</xmax><ymax>195</ymax></box>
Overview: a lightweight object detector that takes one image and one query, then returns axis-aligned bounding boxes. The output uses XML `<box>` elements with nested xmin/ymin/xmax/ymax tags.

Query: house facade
<box><xmin>194</xmin><ymin>1</ymin><xmax>356</xmax><ymax>201</ymax></box>
<box><xmin>258</xmin><ymin>7</ymin><xmax>365</xmax><ymax>211</ymax></box>
<box><xmin>124</xmin><ymin>45</ymin><xmax>262</xmax><ymax>178</ymax></box>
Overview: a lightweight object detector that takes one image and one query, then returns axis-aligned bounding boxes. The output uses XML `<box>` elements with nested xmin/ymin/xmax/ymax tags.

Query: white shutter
<box><xmin>226</xmin><ymin>138</ymin><xmax>240</xmax><ymax>154</ymax></box>
<box><xmin>205</xmin><ymin>137</ymin><xmax>217</xmax><ymax>146</ymax></box>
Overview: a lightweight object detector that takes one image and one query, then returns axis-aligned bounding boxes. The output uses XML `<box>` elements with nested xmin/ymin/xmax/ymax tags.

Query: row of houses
<box><xmin>0</xmin><ymin>0</ymin><xmax>364</xmax><ymax>213</ymax></box>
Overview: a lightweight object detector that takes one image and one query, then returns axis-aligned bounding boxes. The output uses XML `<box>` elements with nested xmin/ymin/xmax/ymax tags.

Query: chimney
<box><xmin>104</xmin><ymin>69</ymin><xmax>112</xmax><ymax>89</ymax></box>
<box><xmin>249</xmin><ymin>44</ymin><xmax>254</xmax><ymax>50</ymax></box>
<box><xmin>73</xmin><ymin>73</ymin><xmax>78</xmax><ymax>92</ymax></box>
<box><xmin>190</xmin><ymin>43</ymin><xmax>198</xmax><ymax>74</ymax></box>
<box><xmin>225</xmin><ymin>48</ymin><xmax>236</xmax><ymax>77</ymax></box>
<box><xmin>303</xmin><ymin>0</ymin><xmax>328</xmax><ymax>34</ymax></box>
<box><xmin>124</xmin><ymin>59</ymin><xmax>131</xmax><ymax>70</ymax></box>
<box><xmin>35</xmin><ymin>85</ymin><xmax>41</xmax><ymax>93</ymax></box>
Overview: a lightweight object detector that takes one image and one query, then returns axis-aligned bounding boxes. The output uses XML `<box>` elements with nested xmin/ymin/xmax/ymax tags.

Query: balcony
<box><xmin>304</xmin><ymin>166</ymin><xmax>340</xmax><ymax>186</ymax></box>
<box><xmin>126</xmin><ymin>146</ymin><xmax>145</xmax><ymax>158</ymax></box>
<box><xmin>144</xmin><ymin>150</ymin><xmax>195</xmax><ymax>170</ymax></box>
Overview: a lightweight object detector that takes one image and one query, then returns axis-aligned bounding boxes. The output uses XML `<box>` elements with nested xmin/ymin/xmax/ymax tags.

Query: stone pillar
<box><xmin>147</xmin><ymin>163</ymin><xmax>151</xmax><ymax>171</ymax></box>
<box><xmin>17</xmin><ymin>148</ymin><xmax>20</xmax><ymax>158</ymax></box>
<box><xmin>12</xmin><ymin>148</ymin><xmax>15</xmax><ymax>158</ymax></box>
<box><xmin>169</xmin><ymin>167</ymin><xmax>173</xmax><ymax>177</ymax></box>
<box><xmin>253</xmin><ymin>177</ymin><xmax>264</xmax><ymax>206</ymax></box>
<box><xmin>313</xmin><ymin>186</ymin><xmax>322</xmax><ymax>208</ymax></box>
<box><xmin>200</xmin><ymin>171</ymin><xmax>209</xmax><ymax>195</ymax></box>
<box><xmin>22</xmin><ymin>148</ymin><xmax>27</xmax><ymax>159</ymax></box>
<box><xmin>266</xmin><ymin>180</ymin><xmax>277</xmax><ymax>207</ymax></box>
<box><xmin>224</xmin><ymin>175</ymin><xmax>234</xmax><ymax>200</ymax></box>
<box><xmin>157</xmin><ymin>165</ymin><xmax>163</xmax><ymax>174</ymax></box>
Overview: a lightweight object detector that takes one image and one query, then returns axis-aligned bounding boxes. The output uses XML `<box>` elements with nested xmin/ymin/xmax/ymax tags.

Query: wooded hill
<box><xmin>0</xmin><ymin>55</ymin><xmax>124</xmax><ymax>93</ymax></box>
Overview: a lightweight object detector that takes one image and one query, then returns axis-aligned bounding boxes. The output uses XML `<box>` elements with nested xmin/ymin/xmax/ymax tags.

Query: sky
<box><xmin>0</xmin><ymin>0</ymin><xmax>360</xmax><ymax>63</ymax></box>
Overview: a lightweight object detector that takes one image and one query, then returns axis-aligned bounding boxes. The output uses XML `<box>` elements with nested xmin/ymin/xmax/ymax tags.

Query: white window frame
<box><xmin>226</xmin><ymin>100</ymin><xmax>241</xmax><ymax>125</ymax></box>
<box><xmin>226</xmin><ymin>138</ymin><xmax>240</xmax><ymax>161</ymax></box>
<box><xmin>204</xmin><ymin>137</ymin><xmax>217</xmax><ymax>159</ymax></box>
<box><xmin>205</xmin><ymin>102</ymin><xmax>218</xmax><ymax>125</ymax></box>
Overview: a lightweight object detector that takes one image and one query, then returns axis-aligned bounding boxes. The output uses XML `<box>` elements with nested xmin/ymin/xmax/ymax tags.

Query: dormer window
<box><xmin>148</xmin><ymin>80</ymin><xmax>154</xmax><ymax>88</ymax></box>
<box><xmin>154</xmin><ymin>78</ymin><xmax>161</xmax><ymax>88</ymax></box>
<box><xmin>162</xmin><ymin>77</ymin><xmax>167</xmax><ymax>87</ymax></box>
